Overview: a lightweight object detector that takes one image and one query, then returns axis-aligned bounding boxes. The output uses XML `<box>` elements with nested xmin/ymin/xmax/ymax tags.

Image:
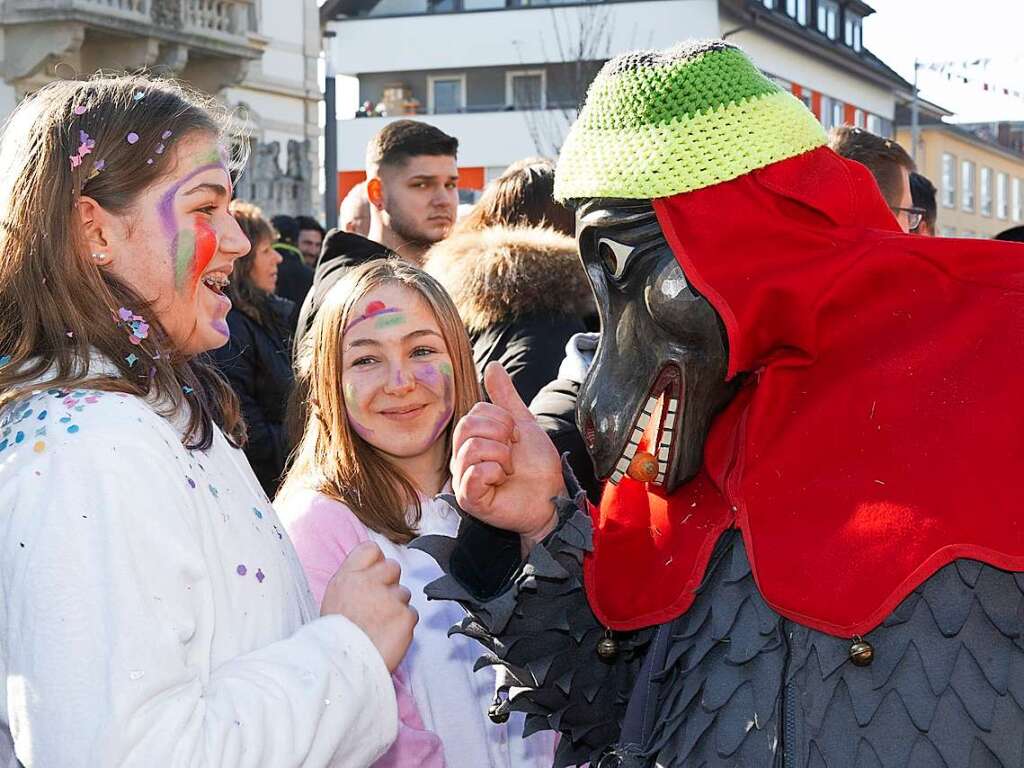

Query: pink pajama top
<box><xmin>277</xmin><ymin>486</ymin><xmax>556</xmax><ymax>768</ymax></box>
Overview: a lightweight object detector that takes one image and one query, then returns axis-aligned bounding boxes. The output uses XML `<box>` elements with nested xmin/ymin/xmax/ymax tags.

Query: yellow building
<box><xmin>896</xmin><ymin>123</ymin><xmax>1024</xmax><ymax>238</ymax></box>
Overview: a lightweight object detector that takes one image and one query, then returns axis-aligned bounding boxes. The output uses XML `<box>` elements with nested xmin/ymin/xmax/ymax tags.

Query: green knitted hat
<box><xmin>554</xmin><ymin>40</ymin><xmax>827</xmax><ymax>201</ymax></box>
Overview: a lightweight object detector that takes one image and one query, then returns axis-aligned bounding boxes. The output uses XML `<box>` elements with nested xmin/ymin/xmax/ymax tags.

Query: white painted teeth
<box><xmin>654</xmin><ymin>398</ymin><xmax>679</xmax><ymax>485</ymax></box>
<box><xmin>609</xmin><ymin>396</ymin><xmax>679</xmax><ymax>487</ymax></box>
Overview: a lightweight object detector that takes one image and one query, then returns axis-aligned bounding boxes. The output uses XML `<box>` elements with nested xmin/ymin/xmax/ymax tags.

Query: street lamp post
<box><xmin>911</xmin><ymin>58</ymin><xmax>920</xmax><ymax>165</ymax></box>
<box><xmin>323</xmin><ymin>30</ymin><xmax>339</xmax><ymax>230</ymax></box>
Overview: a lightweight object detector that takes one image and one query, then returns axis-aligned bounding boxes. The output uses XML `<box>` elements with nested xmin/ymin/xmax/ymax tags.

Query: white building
<box><xmin>322</xmin><ymin>0</ymin><xmax>913</xmax><ymax>204</ymax></box>
<box><xmin>0</xmin><ymin>0</ymin><xmax>322</xmax><ymax>218</ymax></box>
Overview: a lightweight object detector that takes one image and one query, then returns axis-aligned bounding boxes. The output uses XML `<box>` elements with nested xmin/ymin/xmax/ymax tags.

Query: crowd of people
<box><xmin>2</xmin><ymin>38</ymin><xmax>1023</xmax><ymax>768</ymax></box>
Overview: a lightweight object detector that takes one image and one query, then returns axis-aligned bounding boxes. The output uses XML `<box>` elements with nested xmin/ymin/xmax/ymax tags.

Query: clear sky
<box><xmin>864</xmin><ymin>0</ymin><xmax>1024</xmax><ymax>122</ymax></box>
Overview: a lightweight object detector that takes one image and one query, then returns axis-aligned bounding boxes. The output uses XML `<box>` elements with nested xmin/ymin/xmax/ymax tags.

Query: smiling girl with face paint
<box><xmin>0</xmin><ymin>75</ymin><xmax>414</xmax><ymax>768</ymax></box>
<box><xmin>279</xmin><ymin>259</ymin><xmax>556</xmax><ymax>768</ymax></box>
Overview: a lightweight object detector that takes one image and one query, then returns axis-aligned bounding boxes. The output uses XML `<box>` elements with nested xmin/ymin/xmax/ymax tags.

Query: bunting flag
<box><xmin>920</xmin><ymin>58</ymin><xmax>1024</xmax><ymax>100</ymax></box>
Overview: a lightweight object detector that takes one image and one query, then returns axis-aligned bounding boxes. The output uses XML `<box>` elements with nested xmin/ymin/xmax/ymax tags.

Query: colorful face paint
<box><xmin>211</xmin><ymin>319</ymin><xmax>229</xmax><ymax>338</ymax></box>
<box><xmin>343</xmin><ymin>380</ymin><xmax>374</xmax><ymax>437</ymax></box>
<box><xmin>345</xmin><ymin>301</ymin><xmax>401</xmax><ymax>333</ymax></box>
<box><xmin>157</xmin><ymin>156</ymin><xmax>227</xmax><ymax>289</ymax></box>
<box><xmin>417</xmin><ymin>361</ymin><xmax>455</xmax><ymax>445</ymax></box>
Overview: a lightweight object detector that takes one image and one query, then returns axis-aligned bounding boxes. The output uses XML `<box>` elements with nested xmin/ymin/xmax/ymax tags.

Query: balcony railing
<box><xmin>7</xmin><ymin>0</ymin><xmax>257</xmax><ymax>41</ymax></box>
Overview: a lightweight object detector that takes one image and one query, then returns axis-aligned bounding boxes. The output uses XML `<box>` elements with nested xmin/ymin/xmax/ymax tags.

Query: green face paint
<box><xmin>439</xmin><ymin>361</ymin><xmax>453</xmax><ymax>377</ymax></box>
<box><xmin>174</xmin><ymin>229</ymin><xmax>196</xmax><ymax>289</ymax></box>
<box><xmin>375</xmin><ymin>313</ymin><xmax>407</xmax><ymax>329</ymax></box>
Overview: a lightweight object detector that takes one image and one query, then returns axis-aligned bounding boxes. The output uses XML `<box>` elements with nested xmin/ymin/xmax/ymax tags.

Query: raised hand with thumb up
<box><xmin>451</xmin><ymin>362</ymin><xmax>566</xmax><ymax>553</ymax></box>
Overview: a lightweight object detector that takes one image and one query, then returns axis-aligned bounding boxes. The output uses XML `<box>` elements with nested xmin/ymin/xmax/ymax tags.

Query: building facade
<box><xmin>0</xmin><ymin>0</ymin><xmax>322</xmax><ymax>219</ymax></box>
<box><xmin>896</xmin><ymin>122</ymin><xmax>1024</xmax><ymax>239</ymax></box>
<box><xmin>322</xmin><ymin>0</ymin><xmax>913</xmax><ymax>204</ymax></box>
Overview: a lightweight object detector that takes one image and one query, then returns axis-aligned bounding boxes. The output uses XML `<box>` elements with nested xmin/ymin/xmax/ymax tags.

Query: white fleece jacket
<box><xmin>0</xmin><ymin>385</ymin><xmax>397</xmax><ymax>767</ymax></box>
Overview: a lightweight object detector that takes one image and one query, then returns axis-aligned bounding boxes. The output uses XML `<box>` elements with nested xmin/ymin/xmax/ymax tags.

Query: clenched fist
<box><xmin>321</xmin><ymin>541</ymin><xmax>417</xmax><ymax>672</ymax></box>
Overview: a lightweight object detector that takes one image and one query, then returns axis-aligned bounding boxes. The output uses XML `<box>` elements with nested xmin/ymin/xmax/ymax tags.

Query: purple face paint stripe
<box><xmin>157</xmin><ymin>162</ymin><xmax>225</xmax><ymax>286</ymax></box>
<box><xmin>428</xmin><ymin>371</ymin><xmax>455</xmax><ymax>445</ymax></box>
<box><xmin>344</xmin><ymin>307</ymin><xmax>401</xmax><ymax>334</ymax></box>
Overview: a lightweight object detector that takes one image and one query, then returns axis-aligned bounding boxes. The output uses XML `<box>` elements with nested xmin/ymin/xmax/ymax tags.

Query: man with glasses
<box><xmin>829</xmin><ymin>126</ymin><xmax>923</xmax><ymax>232</ymax></box>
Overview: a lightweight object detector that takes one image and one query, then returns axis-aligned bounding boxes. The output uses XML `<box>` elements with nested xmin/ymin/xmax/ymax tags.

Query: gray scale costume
<box><xmin>415</xmin><ymin>487</ymin><xmax>1024</xmax><ymax>767</ymax></box>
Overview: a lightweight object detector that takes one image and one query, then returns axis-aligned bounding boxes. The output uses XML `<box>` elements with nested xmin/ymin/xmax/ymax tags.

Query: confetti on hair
<box><xmin>126</xmin><ymin>132</ymin><xmax>139</xmax><ymax>145</ymax></box>
<box><xmin>78</xmin><ymin>130</ymin><xmax>95</xmax><ymax>157</ymax></box>
<box><xmin>73</xmin><ymin>105</ymin><xmax>87</xmax><ymax>116</ymax></box>
<box><xmin>65</xmin><ymin>331</ymin><xmax>74</xmax><ymax>338</ymax></box>
<box><xmin>70</xmin><ymin>130</ymin><xmax>96</xmax><ymax>171</ymax></box>
<box><xmin>182</xmin><ymin>385</ymin><xmax>194</xmax><ymax>395</ymax></box>
<box><xmin>133</xmin><ymin>92</ymin><xmax>145</xmax><ymax>102</ymax></box>
<box><xmin>125</xmin><ymin>353</ymin><xmax>138</xmax><ymax>367</ymax></box>
<box><xmin>0</xmin><ymin>355</ymin><xmax>10</xmax><ymax>367</ymax></box>
<box><xmin>162</xmin><ymin>130</ymin><xmax>173</xmax><ymax>140</ymax></box>
<box><xmin>115</xmin><ymin>307</ymin><xmax>150</xmax><ymax>344</ymax></box>
<box><xmin>146</xmin><ymin>158</ymin><xmax>154</xmax><ymax>165</ymax></box>
<box><xmin>155</xmin><ymin>143</ymin><xmax>165</xmax><ymax>155</ymax></box>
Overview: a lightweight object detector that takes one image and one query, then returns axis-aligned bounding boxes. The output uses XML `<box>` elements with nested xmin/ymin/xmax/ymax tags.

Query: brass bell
<box><xmin>597</xmin><ymin>630</ymin><xmax>619</xmax><ymax>662</ymax></box>
<box><xmin>848</xmin><ymin>637</ymin><xmax>874</xmax><ymax>667</ymax></box>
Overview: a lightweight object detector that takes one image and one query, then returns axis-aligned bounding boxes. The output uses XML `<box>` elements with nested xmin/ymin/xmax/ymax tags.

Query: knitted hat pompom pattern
<box><xmin>553</xmin><ymin>39</ymin><xmax>828</xmax><ymax>202</ymax></box>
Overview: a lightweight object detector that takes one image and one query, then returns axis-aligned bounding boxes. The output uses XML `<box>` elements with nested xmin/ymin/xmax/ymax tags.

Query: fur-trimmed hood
<box><xmin>423</xmin><ymin>226</ymin><xmax>593</xmax><ymax>334</ymax></box>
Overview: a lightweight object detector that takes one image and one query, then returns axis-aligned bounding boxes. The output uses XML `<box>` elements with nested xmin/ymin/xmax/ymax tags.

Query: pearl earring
<box><xmin>91</xmin><ymin>252</ymin><xmax>107</xmax><ymax>263</ymax></box>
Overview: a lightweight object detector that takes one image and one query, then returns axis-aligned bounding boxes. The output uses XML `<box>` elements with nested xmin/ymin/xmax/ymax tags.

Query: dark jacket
<box><xmin>294</xmin><ymin>230</ymin><xmax>394</xmax><ymax>356</ymax></box>
<box><xmin>273</xmin><ymin>242</ymin><xmax>313</xmax><ymax>312</ymax></box>
<box><xmin>210</xmin><ymin>294</ymin><xmax>295</xmax><ymax>498</ymax></box>
<box><xmin>424</xmin><ymin>226</ymin><xmax>594</xmax><ymax>405</ymax></box>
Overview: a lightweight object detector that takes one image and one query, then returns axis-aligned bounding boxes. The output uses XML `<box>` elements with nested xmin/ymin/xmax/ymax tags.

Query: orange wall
<box><xmin>336</xmin><ymin>166</ymin><xmax>486</xmax><ymax>210</ymax></box>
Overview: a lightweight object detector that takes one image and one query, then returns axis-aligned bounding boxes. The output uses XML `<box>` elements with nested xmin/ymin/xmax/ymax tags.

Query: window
<box><xmin>854</xmin><ymin>108</ymin><xmax>865</xmax><ymax>129</ymax></box>
<box><xmin>997</xmin><ymin>172</ymin><xmax>1008</xmax><ymax>219</ymax></box>
<box><xmin>832</xmin><ymin>100</ymin><xmax>844</xmax><ymax>128</ymax></box>
<box><xmin>817</xmin><ymin>0</ymin><xmax>838</xmax><ymax>38</ymax></box>
<box><xmin>980</xmin><ymin>166</ymin><xmax>993</xmax><ymax>216</ymax></box>
<box><xmin>785</xmin><ymin>0</ymin><xmax>807</xmax><ymax>24</ymax></box>
<box><xmin>941</xmin><ymin>153</ymin><xmax>956</xmax><ymax>208</ymax></box>
<box><xmin>941</xmin><ymin>226</ymin><xmax>957</xmax><ymax>237</ymax></box>
<box><xmin>961</xmin><ymin>160</ymin><xmax>975</xmax><ymax>212</ymax></box>
<box><xmin>844</xmin><ymin>13</ymin><xmax>862</xmax><ymax>51</ymax></box>
<box><xmin>428</xmin><ymin>75</ymin><xmax>465</xmax><ymax>114</ymax></box>
<box><xmin>762</xmin><ymin>0</ymin><xmax>773</xmax><ymax>7</ymax></box>
<box><xmin>1014</xmin><ymin>178</ymin><xmax>1022</xmax><ymax>222</ymax></box>
<box><xmin>866</xmin><ymin>114</ymin><xmax>881</xmax><ymax>135</ymax></box>
<box><xmin>506</xmin><ymin>70</ymin><xmax>546</xmax><ymax>110</ymax></box>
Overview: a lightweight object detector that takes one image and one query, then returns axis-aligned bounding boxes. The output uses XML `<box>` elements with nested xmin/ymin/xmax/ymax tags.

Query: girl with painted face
<box><xmin>278</xmin><ymin>259</ymin><xmax>556</xmax><ymax>768</ymax></box>
<box><xmin>0</xmin><ymin>75</ymin><xmax>415</xmax><ymax>767</ymax></box>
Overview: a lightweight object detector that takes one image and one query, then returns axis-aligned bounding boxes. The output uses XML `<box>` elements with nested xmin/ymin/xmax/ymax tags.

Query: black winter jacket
<box><xmin>210</xmin><ymin>295</ymin><xmax>295</xmax><ymax>498</ymax></box>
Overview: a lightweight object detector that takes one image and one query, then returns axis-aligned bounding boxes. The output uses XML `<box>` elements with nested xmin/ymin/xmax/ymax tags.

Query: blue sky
<box><xmin>864</xmin><ymin>0</ymin><xmax>1024</xmax><ymax>122</ymax></box>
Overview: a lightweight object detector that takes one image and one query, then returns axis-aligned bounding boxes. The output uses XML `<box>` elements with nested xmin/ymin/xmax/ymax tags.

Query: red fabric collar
<box><xmin>584</xmin><ymin>146</ymin><xmax>1024</xmax><ymax>637</ymax></box>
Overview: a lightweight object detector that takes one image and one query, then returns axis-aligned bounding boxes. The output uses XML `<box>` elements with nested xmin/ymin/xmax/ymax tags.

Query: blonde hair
<box><xmin>0</xmin><ymin>74</ymin><xmax>243</xmax><ymax>449</ymax></box>
<box><xmin>283</xmin><ymin>259</ymin><xmax>480</xmax><ymax>544</ymax></box>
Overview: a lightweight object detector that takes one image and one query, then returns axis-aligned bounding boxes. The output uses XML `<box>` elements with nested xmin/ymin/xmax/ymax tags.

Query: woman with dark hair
<box><xmin>0</xmin><ymin>74</ymin><xmax>414</xmax><ymax>766</ymax></box>
<box><xmin>211</xmin><ymin>201</ymin><xmax>294</xmax><ymax>497</ymax></box>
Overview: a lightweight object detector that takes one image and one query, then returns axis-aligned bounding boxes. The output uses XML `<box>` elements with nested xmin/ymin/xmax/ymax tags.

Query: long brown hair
<box><xmin>227</xmin><ymin>200</ymin><xmax>282</xmax><ymax>332</ymax></box>
<box><xmin>0</xmin><ymin>74</ymin><xmax>243</xmax><ymax>449</ymax></box>
<box><xmin>283</xmin><ymin>259</ymin><xmax>480</xmax><ymax>544</ymax></box>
